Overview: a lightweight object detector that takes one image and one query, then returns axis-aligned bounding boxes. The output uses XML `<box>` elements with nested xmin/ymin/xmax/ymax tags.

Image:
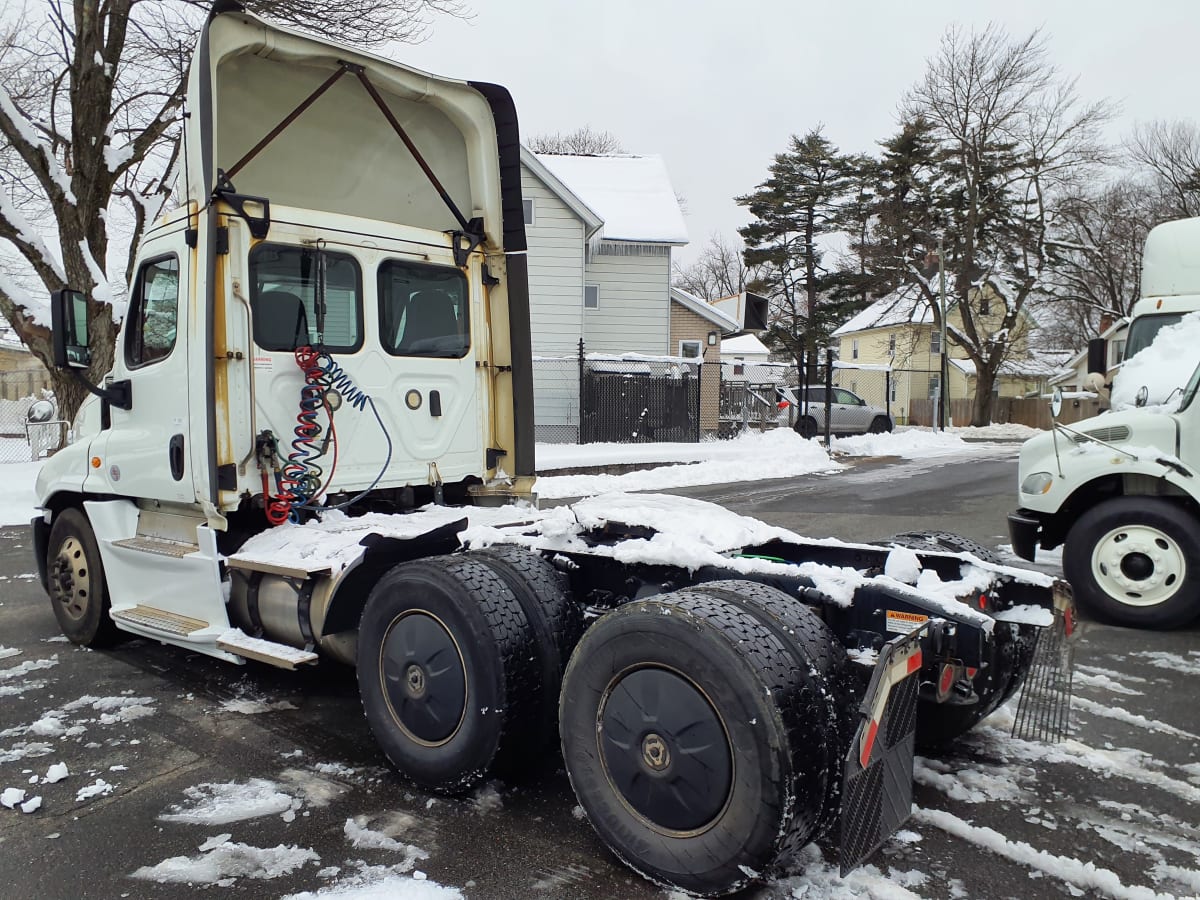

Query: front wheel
<box><xmin>1063</xmin><ymin>497</ymin><xmax>1200</xmax><ymax>629</ymax></box>
<box><xmin>868</xmin><ymin>415</ymin><xmax>892</xmax><ymax>434</ymax></box>
<box><xmin>794</xmin><ymin>415</ymin><xmax>818</xmax><ymax>439</ymax></box>
<box><xmin>46</xmin><ymin>507</ymin><xmax>122</xmax><ymax>647</ymax></box>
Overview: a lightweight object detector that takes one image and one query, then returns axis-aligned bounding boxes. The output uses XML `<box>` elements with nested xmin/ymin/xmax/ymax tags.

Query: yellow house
<box><xmin>831</xmin><ymin>285</ymin><xmax>1053</xmax><ymax>424</ymax></box>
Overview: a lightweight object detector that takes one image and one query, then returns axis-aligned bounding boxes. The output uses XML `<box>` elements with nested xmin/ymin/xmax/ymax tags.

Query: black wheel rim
<box><xmin>379</xmin><ymin>611</ymin><xmax>468</xmax><ymax>746</ymax></box>
<box><xmin>598</xmin><ymin>666</ymin><xmax>733</xmax><ymax>835</ymax></box>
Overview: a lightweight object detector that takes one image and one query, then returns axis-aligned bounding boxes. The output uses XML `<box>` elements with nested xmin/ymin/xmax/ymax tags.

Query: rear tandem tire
<box><xmin>356</xmin><ymin>555</ymin><xmax>542</xmax><ymax>792</ymax></box>
<box><xmin>888</xmin><ymin>530</ymin><xmax>1002</xmax><ymax>564</ymax></box>
<box><xmin>559</xmin><ymin>587</ymin><xmax>842</xmax><ymax>896</ymax></box>
<box><xmin>45</xmin><ymin>507</ymin><xmax>122</xmax><ymax>647</ymax></box>
<box><xmin>469</xmin><ymin>545</ymin><xmax>584</xmax><ymax>760</ymax></box>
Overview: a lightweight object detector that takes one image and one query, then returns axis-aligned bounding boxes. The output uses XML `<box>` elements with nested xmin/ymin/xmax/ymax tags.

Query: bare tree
<box><xmin>526</xmin><ymin>127</ymin><xmax>626</xmax><ymax>156</ymax></box>
<box><xmin>0</xmin><ymin>0</ymin><xmax>465</xmax><ymax>420</ymax></box>
<box><xmin>903</xmin><ymin>24</ymin><xmax>1112</xmax><ymax>425</ymax></box>
<box><xmin>672</xmin><ymin>233</ymin><xmax>763</xmax><ymax>300</ymax></box>
<box><xmin>1042</xmin><ymin>178</ymin><xmax>1162</xmax><ymax>347</ymax></box>
<box><xmin>1127</xmin><ymin>120</ymin><xmax>1200</xmax><ymax>218</ymax></box>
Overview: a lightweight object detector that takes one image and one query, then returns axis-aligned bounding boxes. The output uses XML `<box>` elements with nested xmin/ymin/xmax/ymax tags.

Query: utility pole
<box><xmin>937</xmin><ymin>238</ymin><xmax>948</xmax><ymax>432</ymax></box>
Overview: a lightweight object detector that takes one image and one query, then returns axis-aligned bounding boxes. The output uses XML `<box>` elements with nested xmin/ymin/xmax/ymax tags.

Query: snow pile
<box><xmin>283</xmin><ymin>864</ymin><xmax>464</xmax><ymax>900</ymax></box>
<box><xmin>43</xmin><ymin>762</ymin><xmax>69</xmax><ymax>784</ymax></box>
<box><xmin>0</xmin><ymin>656</ymin><xmax>58</xmax><ymax>681</ymax></box>
<box><xmin>0</xmin><ymin>461</ymin><xmax>42</xmax><ymax>527</ymax></box>
<box><xmin>1111</xmin><ymin>310</ymin><xmax>1200</xmax><ymax>409</ymax></box>
<box><xmin>160</xmin><ymin>778</ymin><xmax>295</xmax><ymax>825</ymax></box>
<box><xmin>220</xmin><ymin>696</ymin><xmax>298</xmax><ymax>715</ymax></box>
<box><xmin>0</xmin><ymin>647</ymin><xmax>20</xmax><ymax>661</ymax></box>
<box><xmin>536</xmin><ymin>428</ymin><xmax>837</xmax><ymax>499</ymax></box>
<box><xmin>130</xmin><ymin>839</ymin><xmax>319</xmax><ymax>886</ymax></box>
<box><xmin>76</xmin><ymin>779</ymin><xmax>113</xmax><ymax>802</ymax></box>
<box><xmin>832</xmin><ymin>429</ymin><xmax>972</xmax><ymax>458</ymax></box>
<box><xmin>950</xmin><ymin>423</ymin><xmax>1044</xmax><ymax>439</ymax></box>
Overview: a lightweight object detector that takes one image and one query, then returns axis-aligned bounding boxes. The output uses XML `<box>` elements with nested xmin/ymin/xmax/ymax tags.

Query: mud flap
<box><xmin>838</xmin><ymin>628</ymin><xmax>923</xmax><ymax>876</ymax></box>
<box><xmin>1012</xmin><ymin>585</ymin><xmax>1075</xmax><ymax>743</ymax></box>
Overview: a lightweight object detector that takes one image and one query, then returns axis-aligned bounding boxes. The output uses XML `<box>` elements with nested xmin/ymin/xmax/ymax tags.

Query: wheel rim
<box><xmin>49</xmin><ymin>536</ymin><xmax>90</xmax><ymax>622</ymax></box>
<box><xmin>1091</xmin><ymin>523</ymin><xmax>1186</xmax><ymax>607</ymax></box>
<box><xmin>597</xmin><ymin>665</ymin><xmax>733</xmax><ymax>835</ymax></box>
<box><xmin>379</xmin><ymin>611</ymin><xmax>468</xmax><ymax>746</ymax></box>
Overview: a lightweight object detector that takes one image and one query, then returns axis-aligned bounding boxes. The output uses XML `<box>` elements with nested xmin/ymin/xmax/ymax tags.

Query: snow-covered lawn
<box><xmin>0</xmin><ymin>460</ymin><xmax>40</xmax><ymax>527</ymax></box>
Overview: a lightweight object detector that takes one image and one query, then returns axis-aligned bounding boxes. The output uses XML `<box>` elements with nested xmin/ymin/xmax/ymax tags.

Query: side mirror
<box><xmin>1050</xmin><ymin>387</ymin><xmax>1063</xmax><ymax>418</ymax></box>
<box><xmin>50</xmin><ymin>289</ymin><xmax>91</xmax><ymax>369</ymax></box>
<box><xmin>1086</xmin><ymin>337</ymin><xmax>1107</xmax><ymax>376</ymax></box>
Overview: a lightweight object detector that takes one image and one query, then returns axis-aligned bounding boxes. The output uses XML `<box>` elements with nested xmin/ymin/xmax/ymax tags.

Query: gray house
<box><xmin>521</xmin><ymin>148</ymin><xmax>689</xmax><ymax>441</ymax></box>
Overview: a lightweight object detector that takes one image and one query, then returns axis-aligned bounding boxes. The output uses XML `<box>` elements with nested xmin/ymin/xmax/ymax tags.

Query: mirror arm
<box><xmin>67</xmin><ymin>369</ymin><xmax>132</xmax><ymax>411</ymax></box>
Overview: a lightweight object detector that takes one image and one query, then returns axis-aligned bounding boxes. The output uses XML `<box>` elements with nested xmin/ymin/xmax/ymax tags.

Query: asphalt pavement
<box><xmin>1</xmin><ymin>450</ymin><xmax>1198</xmax><ymax>900</ymax></box>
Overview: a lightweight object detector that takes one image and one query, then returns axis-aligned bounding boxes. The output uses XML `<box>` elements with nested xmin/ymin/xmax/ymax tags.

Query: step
<box><xmin>216</xmin><ymin>628</ymin><xmax>319</xmax><ymax>670</ymax></box>
<box><xmin>111</xmin><ymin>605</ymin><xmax>208</xmax><ymax>636</ymax></box>
<box><xmin>112</xmin><ymin>535</ymin><xmax>200</xmax><ymax>558</ymax></box>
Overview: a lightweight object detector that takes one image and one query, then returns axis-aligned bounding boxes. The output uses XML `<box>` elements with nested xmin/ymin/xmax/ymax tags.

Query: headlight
<box><xmin>1021</xmin><ymin>471</ymin><xmax>1054</xmax><ymax>495</ymax></box>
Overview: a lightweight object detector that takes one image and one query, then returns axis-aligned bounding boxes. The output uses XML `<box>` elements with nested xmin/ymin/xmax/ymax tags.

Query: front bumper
<box><xmin>1007</xmin><ymin>509</ymin><xmax>1041</xmax><ymax>562</ymax></box>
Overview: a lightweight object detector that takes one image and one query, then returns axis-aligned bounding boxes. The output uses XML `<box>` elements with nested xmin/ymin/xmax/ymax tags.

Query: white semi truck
<box><xmin>1010</xmin><ymin>217</ymin><xmax>1200</xmax><ymax>629</ymax></box>
<box><xmin>34</xmin><ymin>6</ymin><xmax>1071</xmax><ymax>895</ymax></box>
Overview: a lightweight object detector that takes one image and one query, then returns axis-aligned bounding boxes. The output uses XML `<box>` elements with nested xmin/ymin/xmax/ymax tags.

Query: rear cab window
<box><xmin>249</xmin><ymin>244</ymin><xmax>363</xmax><ymax>352</ymax></box>
<box><xmin>378</xmin><ymin>260</ymin><xmax>470</xmax><ymax>358</ymax></box>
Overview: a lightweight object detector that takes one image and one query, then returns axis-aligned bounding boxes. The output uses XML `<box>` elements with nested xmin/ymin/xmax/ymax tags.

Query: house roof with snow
<box><xmin>534</xmin><ymin>152</ymin><xmax>688</xmax><ymax>245</ymax></box>
<box><xmin>949</xmin><ymin>352</ymin><xmax>1073</xmax><ymax>380</ymax></box>
<box><xmin>720</xmin><ymin>333</ymin><xmax>772</xmax><ymax>358</ymax></box>
<box><xmin>670</xmin><ymin>287</ymin><xmax>739</xmax><ymax>332</ymax></box>
<box><xmin>832</xmin><ymin>286</ymin><xmax>933</xmax><ymax>337</ymax></box>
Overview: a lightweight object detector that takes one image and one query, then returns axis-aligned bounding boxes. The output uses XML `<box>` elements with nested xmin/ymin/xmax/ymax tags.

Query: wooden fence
<box><xmin>908</xmin><ymin>396</ymin><xmax>1104</xmax><ymax>430</ymax></box>
<box><xmin>0</xmin><ymin>368</ymin><xmax>52</xmax><ymax>401</ymax></box>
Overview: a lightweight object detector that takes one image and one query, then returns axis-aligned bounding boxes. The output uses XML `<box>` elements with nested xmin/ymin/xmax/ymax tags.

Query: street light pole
<box><xmin>937</xmin><ymin>238</ymin><xmax>948</xmax><ymax>432</ymax></box>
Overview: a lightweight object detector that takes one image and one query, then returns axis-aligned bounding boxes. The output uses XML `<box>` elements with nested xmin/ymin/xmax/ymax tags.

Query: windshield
<box><xmin>1125</xmin><ymin>312</ymin><xmax>1184</xmax><ymax>360</ymax></box>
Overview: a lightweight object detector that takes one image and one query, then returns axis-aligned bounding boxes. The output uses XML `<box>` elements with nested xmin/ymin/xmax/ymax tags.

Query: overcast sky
<box><xmin>396</xmin><ymin>1</ymin><xmax>1200</xmax><ymax>267</ymax></box>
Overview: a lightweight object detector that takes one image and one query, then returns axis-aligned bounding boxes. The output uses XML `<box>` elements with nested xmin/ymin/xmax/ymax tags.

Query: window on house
<box><xmin>852</xmin><ymin>339</ymin><xmax>859</xmax><ymax>360</ymax></box>
<box><xmin>930</xmin><ymin>330</ymin><xmax>942</xmax><ymax>354</ymax></box>
<box><xmin>522</xmin><ymin>198</ymin><xmax>535</xmax><ymax>227</ymax></box>
<box><xmin>979</xmin><ymin>296</ymin><xmax>991</xmax><ymax>315</ymax></box>
<box><xmin>250</xmin><ymin>244</ymin><xmax>362</xmax><ymax>352</ymax></box>
<box><xmin>126</xmin><ymin>255</ymin><xmax>179</xmax><ymax>368</ymax></box>
<box><xmin>583</xmin><ymin>284</ymin><xmax>599</xmax><ymax>309</ymax></box>
<box><xmin>378</xmin><ymin>260</ymin><xmax>470</xmax><ymax>358</ymax></box>
<box><xmin>890</xmin><ymin>379</ymin><xmax>897</xmax><ymax>402</ymax></box>
<box><xmin>888</xmin><ymin>333</ymin><xmax>896</xmax><ymax>354</ymax></box>
<box><xmin>1111</xmin><ymin>340</ymin><xmax>1126</xmax><ymax>368</ymax></box>
<box><xmin>678</xmin><ymin>340</ymin><xmax>702</xmax><ymax>359</ymax></box>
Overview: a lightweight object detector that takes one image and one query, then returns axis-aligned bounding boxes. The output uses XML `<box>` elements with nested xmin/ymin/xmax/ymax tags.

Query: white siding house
<box><xmin>520</xmin><ymin>149</ymin><xmax>688</xmax><ymax>440</ymax></box>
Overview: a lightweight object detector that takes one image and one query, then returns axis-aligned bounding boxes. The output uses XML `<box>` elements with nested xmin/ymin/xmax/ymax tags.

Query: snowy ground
<box><xmin>534</xmin><ymin>427</ymin><xmax>1016</xmax><ymax>500</ymax></box>
<box><xmin>0</xmin><ymin>428</ymin><xmax>1027</xmax><ymax>522</ymax></box>
<box><xmin>2</xmin><ymin>450</ymin><xmax>1200</xmax><ymax>899</ymax></box>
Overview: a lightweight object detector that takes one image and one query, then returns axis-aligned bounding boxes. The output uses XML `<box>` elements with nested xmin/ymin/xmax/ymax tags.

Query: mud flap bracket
<box><xmin>839</xmin><ymin>625</ymin><xmax>925</xmax><ymax>876</ymax></box>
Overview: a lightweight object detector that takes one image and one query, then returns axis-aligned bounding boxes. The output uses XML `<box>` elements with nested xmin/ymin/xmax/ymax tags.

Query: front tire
<box><xmin>868</xmin><ymin>415</ymin><xmax>892</xmax><ymax>434</ymax></box>
<box><xmin>794</xmin><ymin>415</ymin><xmax>818</xmax><ymax>440</ymax></box>
<box><xmin>1063</xmin><ymin>497</ymin><xmax>1200</xmax><ymax>629</ymax></box>
<box><xmin>46</xmin><ymin>507</ymin><xmax>121</xmax><ymax>647</ymax></box>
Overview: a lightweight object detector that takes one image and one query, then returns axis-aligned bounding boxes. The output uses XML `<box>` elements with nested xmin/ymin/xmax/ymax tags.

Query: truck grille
<box><xmin>1072</xmin><ymin>425</ymin><xmax>1130</xmax><ymax>444</ymax></box>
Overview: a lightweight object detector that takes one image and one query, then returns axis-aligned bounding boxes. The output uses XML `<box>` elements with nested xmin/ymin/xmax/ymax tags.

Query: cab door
<box><xmin>86</xmin><ymin>230</ymin><xmax>196</xmax><ymax>504</ymax></box>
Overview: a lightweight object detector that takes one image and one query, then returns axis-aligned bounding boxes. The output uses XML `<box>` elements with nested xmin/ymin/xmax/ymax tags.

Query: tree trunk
<box><xmin>972</xmin><ymin>363</ymin><xmax>997</xmax><ymax>426</ymax></box>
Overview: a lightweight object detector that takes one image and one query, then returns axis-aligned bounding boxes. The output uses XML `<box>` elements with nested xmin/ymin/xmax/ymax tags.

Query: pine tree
<box><xmin>736</xmin><ymin>129</ymin><xmax>862</xmax><ymax>370</ymax></box>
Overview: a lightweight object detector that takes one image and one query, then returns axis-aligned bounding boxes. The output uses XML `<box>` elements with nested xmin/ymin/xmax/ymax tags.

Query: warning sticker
<box><xmin>885</xmin><ymin>610</ymin><xmax>929</xmax><ymax>635</ymax></box>
<box><xmin>253</xmin><ymin>355</ymin><xmax>274</xmax><ymax>371</ymax></box>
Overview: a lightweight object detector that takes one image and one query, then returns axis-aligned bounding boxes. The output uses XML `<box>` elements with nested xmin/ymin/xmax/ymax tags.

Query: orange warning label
<box><xmin>885</xmin><ymin>610</ymin><xmax>929</xmax><ymax>635</ymax></box>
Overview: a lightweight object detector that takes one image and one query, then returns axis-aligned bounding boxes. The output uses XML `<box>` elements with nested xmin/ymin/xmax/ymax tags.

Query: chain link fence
<box><xmin>0</xmin><ymin>391</ymin><xmax>65</xmax><ymax>463</ymax></box>
<box><xmin>532</xmin><ymin>343</ymin><xmax>703</xmax><ymax>445</ymax></box>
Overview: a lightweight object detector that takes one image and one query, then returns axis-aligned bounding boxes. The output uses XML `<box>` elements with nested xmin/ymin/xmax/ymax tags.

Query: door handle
<box><xmin>169</xmin><ymin>433</ymin><xmax>185</xmax><ymax>481</ymax></box>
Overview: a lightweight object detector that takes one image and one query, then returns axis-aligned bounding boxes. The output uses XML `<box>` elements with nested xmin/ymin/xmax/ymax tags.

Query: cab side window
<box><xmin>126</xmin><ymin>255</ymin><xmax>179</xmax><ymax>368</ymax></box>
<box><xmin>378</xmin><ymin>260</ymin><xmax>469</xmax><ymax>358</ymax></box>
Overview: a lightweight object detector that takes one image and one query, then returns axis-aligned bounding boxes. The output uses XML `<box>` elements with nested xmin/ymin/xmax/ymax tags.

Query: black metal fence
<box><xmin>532</xmin><ymin>341</ymin><xmax>703</xmax><ymax>445</ymax></box>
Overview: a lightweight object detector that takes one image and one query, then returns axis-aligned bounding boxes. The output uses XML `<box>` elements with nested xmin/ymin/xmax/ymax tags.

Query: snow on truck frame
<box><xmin>31</xmin><ymin>6</ymin><xmax>1073</xmax><ymax>896</ymax></box>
